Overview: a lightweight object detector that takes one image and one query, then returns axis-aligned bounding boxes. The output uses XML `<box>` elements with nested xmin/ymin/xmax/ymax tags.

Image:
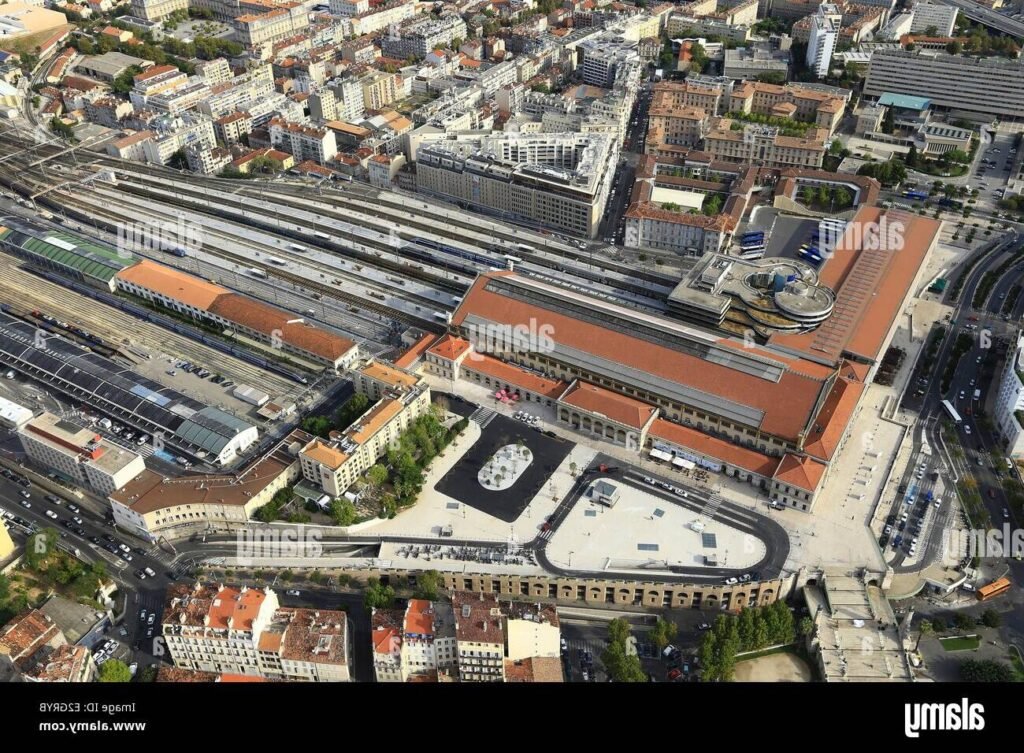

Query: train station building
<box><xmin>419</xmin><ymin>206</ymin><xmax>940</xmax><ymax>512</ymax></box>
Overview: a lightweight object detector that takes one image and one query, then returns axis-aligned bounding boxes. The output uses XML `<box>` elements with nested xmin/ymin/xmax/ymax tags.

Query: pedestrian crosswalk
<box><xmin>694</xmin><ymin>492</ymin><xmax>724</xmax><ymax>527</ymax></box>
<box><xmin>469</xmin><ymin>406</ymin><xmax>496</xmax><ymax>428</ymax></box>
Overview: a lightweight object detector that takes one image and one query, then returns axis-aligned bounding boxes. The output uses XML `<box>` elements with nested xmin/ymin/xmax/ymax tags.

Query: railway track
<box><xmin>44</xmin><ymin>188</ymin><xmax>446</xmax><ymax>334</ymax></box>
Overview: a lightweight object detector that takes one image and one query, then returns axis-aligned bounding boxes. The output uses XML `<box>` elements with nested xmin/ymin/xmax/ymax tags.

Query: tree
<box><xmin>959</xmin><ymin>658</ymin><xmax>1015</xmax><ymax>682</ymax></box>
<box><xmin>99</xmin><ymin>659</ymin><xmax>132</xmax><ymax>683</ymax></box>
<box><xmin>946</xmin><ymin>40</ymin><xmax>962</xmax><ymax>55</ymax></box>
<box><xmin>329</xmin><ymin>497</ymin><xmax>356</xmax><ymax>526</ymax></box>
<box><xmin>915</xmin><ymin>619</ymin><xmax>933</xmax><ymax>650</ymax></box>
<box><xmin>798</xmin><ymin>615</ymin><xmax>814</xmax><ymax>638</ymax></box>
<box><xmin>367</xmin><ymin>464</ymin><xmax>389</xmax><ymax>488</ymax></box>
<box><xmin>607</xmin><ymin>617</ymin><xmax>631</xmax><ymax>646</ymax></box>
<box><xmin>49</xmin><ymin>116</ymin><xmax>75</xmax><ymax>141</ymax></box>
<box><xmin>336</xmin><ymin>393</ymin><xmax>370</xmax><ymax>429</ymax></box>
<box><xmin>954</xmin><ymin>611</ymin><xmax>975</xmax><ymax>630</ymax></box>
<box><xmin>981</xmin><ymin>608</ymin><xmax>1002</xmax><ymax>628</ymax></box>
<box><xmin>413</xmin><ymin>569</ymin><xmax>442</xmax><ymax>600</ymax></box>
<box><xmin>834</xmin><ymin>187</ymin><xmax>853</xmax><ymax>208</ymax></box>
<box><xmin>649</xmin><ymin>617</ymin><xmax>678</xmax><ymax>650</ymax></box>
<box><xmin>905</xmin><ymin>143</ymin><xmax>919</xmax><ymax>169</ymax></box>
<box><xmin>363</xmin><ymin>577</ymin><xmax>395</xmax><ymax>609</ymax></box>
<box><xmin>569</xmin><ymin>461</ymin><xmax>578</xmax><ymax>477</ymax></box>
<box><xmin>602</xmin><ymin>619</ymin><xmax>645</xmax><ymax>681</ymax></box>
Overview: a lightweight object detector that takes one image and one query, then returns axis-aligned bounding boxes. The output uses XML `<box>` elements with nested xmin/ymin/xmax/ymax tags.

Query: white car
<box><xmin>724</xmin><ymin>577</ymin><xmax>739</xmax><ymax>585</ymax></box>
<box><xmin>286</xmin><ymin>589</ymin><xmax>301</xmax><ymax>597</ymax></box>
<box><xmin>965</xmin><ymin>425</ymin><xmax>972</xmax><ymax>435</ymax></box>
<box><xmin>45</xmin><ymin>510</ymin><xmax>57</xmax><ymax>520</ymax></box>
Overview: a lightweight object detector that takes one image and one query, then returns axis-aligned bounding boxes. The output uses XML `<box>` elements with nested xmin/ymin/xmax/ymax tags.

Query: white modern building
<box><xmin>0</xmin><ymin>395</ymin><xmax>32</xmax><ymax>430</ymax></box>
<box><xmin>909</xmin><ymin>1</ymin><xmax>958</xmax><ymax>37</ymax></box>
<box><xmin>18</xmin><ymin>412</ymin><xmax>145</xmax><ymax>495</ymax></box>
<box><xmin>995</xmin><ymin>332</ymin><xmax>1024</xmax><ymax>458</ymax></box>
<box><xmin>806</xmin><ymin>3</ymin><xmax>841</xmax><ymax>78</ymax></box>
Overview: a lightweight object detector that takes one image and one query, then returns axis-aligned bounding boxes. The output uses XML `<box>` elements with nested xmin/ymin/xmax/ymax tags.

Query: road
<box><xmin>892</xmin><ymin>228</ymin><xmax>1022</xmax><ymax>574</ymax></box>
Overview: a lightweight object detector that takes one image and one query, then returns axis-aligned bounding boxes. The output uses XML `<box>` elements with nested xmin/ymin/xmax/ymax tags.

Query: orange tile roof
<box><xmin>453</xmin><ymin>273</ymin><xmax>832</xmax><ymax>441</ymax></box>
<box><xmin>393</xmin><ymin>332</ymin><xmax>436</xmax><ymax>369</ymax></box>
<box><xmin>773</xmin><ymin>453</ymin><xmax>826</xmax><ymax>492</ymax></box>
<box><xmin>465</xmin><ymin>352</ymin><xmax>568</xmax><ymax>399</ymax></box>
<box><xmin>116</xmin><ymin>260</ymin><xmax>228</xmax><ymax>311</ymax></box>
<box><xmin>404</xmin><ymin>599</ymin><xmax>434</xmax><ymax>636</ymax></box>
<box><xmin>649</xmin><ymin>419</ymin><xmax>779</xmax><ymax>477</ymax></box>
<box><xmin>359</xmin><ymin>360</ymin><xmax>419</xmax><ymax>389</ymax></box>
<box><xmin>802</xmin><ymin>364</ymin><xmax>866</xmax><ymax>461</ymax></box>
<box><xmin>208</xmin><ymin>294</ymin><xmax>356</xmax><ymax>362</ymax></box>
<box><xmin>768</xmin><ymin>207</ymin><xmax>939</xmax><ymax>363</ymax></box>
<box><xmin>560</xmin><ymin>381</ymin><xmax>657</xmax><ymax>430</ymax></box>
<box><xmin>372</xmin><ymin>608</ymin><xmax>403</xmax><ymax>654</ymax></box>
<box><xmin>302</xmin><ymin>438</ymin><xmax>348</xmax><ymax>470</ymax></box>
<box><xmin>427</xmin><ymin>333</ymin><xmax>471</xmax><ymax>361</ymax></box>
<box><xmin>349</xmin><ymin>399</ymin><xmax>403</xmax><ymax>444</ymax></box>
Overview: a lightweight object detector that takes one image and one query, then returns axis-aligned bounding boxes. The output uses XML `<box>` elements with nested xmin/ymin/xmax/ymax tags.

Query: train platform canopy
<box><xmin>0</xmin><ymin>221</ymin><xmax>134</xmax><ymax>290</ymax></box>
<box><xmin>0</xmin><ymin>312</ymin><xmax>257</xmax><ymax>462</ymax></box>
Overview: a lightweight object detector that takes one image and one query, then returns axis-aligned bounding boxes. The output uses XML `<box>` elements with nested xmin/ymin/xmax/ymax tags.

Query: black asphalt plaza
<box><xmin>434</xmin><ymin>414</ymin><xmax>573</xmax><ymax>523</ymax></box>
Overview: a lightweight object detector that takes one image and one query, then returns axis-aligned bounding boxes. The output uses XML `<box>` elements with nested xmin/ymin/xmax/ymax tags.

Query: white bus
<box><xmin>265</xmin><ymin>256</ymin><xmax>287</xmax><ymax>266</ymax></box>
<box><xmin>291</xmin><ymin>242</ymin><xmax>309</xmax><ymax>251</ymax></box>
<box><xmin>516</xmin><ymin>244</ymin><xmax>535</xmax><ymax>254</ymax></box>
<box><xmin>941</xmin><ymin>399</ymin><xmax>962</xmax><ymax>424</ymax></box>
<box><xmin>249</xmin><ymin>268</ymin><xmax>268</xmax><ymax>279</ymax></box>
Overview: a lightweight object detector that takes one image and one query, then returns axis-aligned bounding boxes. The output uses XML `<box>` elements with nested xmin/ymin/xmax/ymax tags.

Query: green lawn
<box><xmin>939</xmin><ymin>635</ymin><xmax>981</xmax><ymax>651</ymax></box>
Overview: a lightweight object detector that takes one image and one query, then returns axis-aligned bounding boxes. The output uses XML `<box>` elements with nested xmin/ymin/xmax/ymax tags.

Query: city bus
<box><xmin>265</xmin><ymin>256</ymin><xmax>287</xmax><ymax>266</ymax></box>
<box><xmin>977</xmin><ymin>577</ymin><xmax>1011</xmax><ymax>601</ymax></box>
<box><xmin>290</xmin><ymin>243</ymin><xmax>308</xmax><ymax>252</ymax></box>
<box><xmin>941</xmin><ymin>399</ymin><xmax>962</xmax><ymax>424</ymax></box>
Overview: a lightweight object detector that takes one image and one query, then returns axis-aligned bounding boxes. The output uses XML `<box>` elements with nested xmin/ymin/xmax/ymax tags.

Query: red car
<box><xmin>667</xmin><ymin>669</ymin><xmax>682</xmax><ymax>681</ymax></box>
<box><xmin>988</xmin><ymin>489</ymin><xmax>997</xmax><ymax>500</ymax></box>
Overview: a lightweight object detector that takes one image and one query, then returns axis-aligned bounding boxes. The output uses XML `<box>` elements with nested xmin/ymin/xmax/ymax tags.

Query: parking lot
<box><xmin>434</xmin><ymin>413</ymin><xmax>573</xmax><ymax>523</ymax></box>
<box><xmin>134</xmin><ymin>354</ymin><xmax>265</xmax><ymax>419</ymax></box>
<box><xmin>741</xmin><ymin>211</ymin><xmax>819</xmax><ymax>260</ymax></box>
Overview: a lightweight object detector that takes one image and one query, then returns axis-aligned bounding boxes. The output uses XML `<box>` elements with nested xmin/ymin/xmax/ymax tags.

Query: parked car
<box><xmin>286</xmin><ymin>589</ymin><xmax>301</xmax><ymax>597</ymax></box>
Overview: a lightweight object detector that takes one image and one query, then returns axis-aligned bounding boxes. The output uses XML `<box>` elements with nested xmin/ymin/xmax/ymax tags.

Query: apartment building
<box><xmin>806</xmin><ymin>3</ymin><xmax>841</xmax><ymax>78</ymax></box>
<box><xmin>400</xmin><ymin>598</ymin><xmax>457</xmax><ymax>679</ymax></box>
<box><xmin>380</xmin><ymin>12</ymin><xmax>467</xmax><ymax>60</ymax></box>
<box><xmin>299</xmin><ymin>361</ymin><xmax>431</xmax><ymax>498</ymax></box>
<box><xmin>909</xmin><ymin>1</ymin><xmax>957</xmax><ymax>36</ymax></box>
<box><xmin>994</xmin><ymin>332</ymin><xmax>1024</xmax><ymax>457</ymax></box>
<box><xmin>268</xmin><ymin>117</ymin><xmax>338</xmax><ymax>163</ymax></box>
<box><xmin>703</xmin><ymin>118</ymin><xmax>827</xmax><ymax>168</ymax></box>
<box><xmin>415</xmin><ymin>132</ymin><xmax>618</xmax><ymax>238</ymax></box>
<box><xmin>360</xmin><ymin>69</ymin><xmax>400</xmax><ymax>111</ymax></box>
<box><xmin>338</xmin><ymin>0</ymin><xmax>416</xmax><ymax>36</ymax></box>
<box><xmin>234</xmin><ymin>8</ymin><xmax>298</xmax><ymax>46</ymax></box>
<box><xmin>162</xmin><ymin>583</ymin><xmax>350</xmax><ymax>681</ymax></box>
<box><xmin>129</xmin><ymin>64</ymin><xmax>188</xmax><ymax>109</ymax></box>
<box><xmin>729</xmin><ymin>80</ymin><xmax>846</xmax><ymax>134</ymax></box>
<box><xmin>141</xmin><ymin>114</ymin><xmax>217</xmax><ymax>165</ymax></box>
<box><xmin>109</xmin><ymin>433</ymin><xmax>300</xmax><ymax>540</ymax></box>
<box><xmin>864</xmin><ymin>49</ymin><xmax>1024</xmax><ymax>119</ymax></box>
<box><xmin>18</xmin><ymin>412</ymin><xmax>145</xmax><ymax>495</ymax></box>
<box><xmin>0</xmin><ymin>610</ymin><xmax>97</xmax><ymax>683</ymax></box>
<box><xmin>129</xmin><ymin>0</ymin><xmax>188</xmax><ymax>20</ymax></box>
<box><xmin>195</xmin><ymin>57</ymin><xmax>233</xmax><ymax>85</ymax></box>
<box><xmin>371</xmin><ymin>608</ymin><xmax>405</xmax><ymax>682</ymax></box>
<box><xmin>578</xmin><ymin>35</ymin><xmax>640</xmax><ymax>88</ymax></box>
<box><xmin>214</xmin><ymin>111</ymin><xmax>252</xmax><ymax>145</ymax></box>
<box><xmin>624</xmin><ymin>155</ymin><xmax>756</xmax><ymax>256</ymax></box>
<box><xmin>452</xmin><ymin>592</ymin><xmax>506</xmax><ymax>682</ymax></box>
